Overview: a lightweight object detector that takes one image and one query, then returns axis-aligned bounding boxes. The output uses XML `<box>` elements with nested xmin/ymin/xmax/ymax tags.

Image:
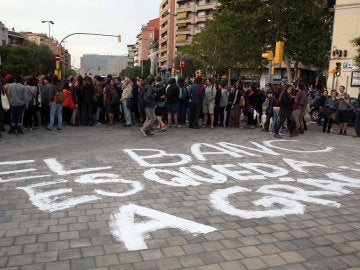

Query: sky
<box><xmin>1</xmin><ymin>0</ymin><xmax>162</xmax><ymax>68</ymax></box>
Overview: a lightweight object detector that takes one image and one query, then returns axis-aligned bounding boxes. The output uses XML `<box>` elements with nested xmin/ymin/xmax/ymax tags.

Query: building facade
<box><xmin>157</xmin><ymin>0</ymin><xmax>218</xmax><ymax>76</ymax></box>
<box><xmin>22</xmin><ymin>32</ymin><xmax>71</xmax><ymax>69</ymax></box>
<box><xmin>80</xmin><ymin>54</ymin><xmax>128</xmax><ymax>77</ymax></box>
<box><xmin>327</xmin><ymin>0</ymin><xmax>360</xmax><ymax>97</ymax></box>
<box><xmin>175</xmin><ymin>0</ymin><xmax>218</xmax><ymax>50</ymax></box>
<box><xmin>158</xmin><ymin>0</ymin><xmax>176</xmax><ymax>75</ymax></box>
<box><xmin>134</xmin><ymin>19</ymin><xmax>160</xmax><ymax>68</ymax></box>
<box><xmin>0</xmin><ymin>21</ymin><xmax>8</xmax><ymax>46</ymax></box>
<box><xmin>127</xmin><ymin>44</ymin><xmax>137</xmax><ymax>68</ymax></box>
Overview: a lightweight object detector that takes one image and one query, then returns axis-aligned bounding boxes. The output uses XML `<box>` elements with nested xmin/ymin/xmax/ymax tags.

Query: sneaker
<box><xmin>57</xmin><ymin>127</ymin><xmax>62</xmax><ymax>130</ymax></box>
<box><xmin>146</xmin><ymin>132</ymin><xmax>155</xmax><ymax>136</ymax></box>
<box><xmin>160</xmin><ymin>126</ymin><xmax>166</xmax><ymax>132</ymax></box>
<box><xmin>279</xmin><ymin>132</ymin><xmax>287</xmax><ymax>136</ymax></box>
<box><xmin>17</xmin><ymin>128</ymin><xmax>24</xmax><ymax>134</ymax></box>
<box><xmin>46</xmin><ymin>126</ymin><xmax>52</xmax><ymax>131</ymax></box>
<box><xmin>274</xmin><ymin>134</ymin><xmax>281</xmax><ymax>138</ymax></box>
<box><xmin>175</xmin><ymin>124</ymin><xmax>182</xmax><ymax>128</ymax></box>
<box><xmin>140</xmin><ymin>128</ymin><xmax>147</xmax><ymax>136</ymax></box>
<box><xmin>8</xmin><ymin>128</ymin><xmax>16</xmax><ymax>134</ymax></box>
<box><xmin>289</xmin><ymin>133</ymin><xmax>298</xmax><ymax>137</ymax></box>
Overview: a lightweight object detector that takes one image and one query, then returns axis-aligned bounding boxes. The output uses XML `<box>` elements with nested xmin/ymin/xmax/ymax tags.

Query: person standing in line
<box><xmin>314</xmin><ymin>89</ymin><xmax>328</xmax><ymax>126</ymax></box>
<box><xmin>7</xmin><ymin>75</ymin><xmax>28</xmax><ymax>134</ymax></box>
<box><xmin>120</xmin><ymin>77</ymin><xmax>133</xmax><ymax>127</ymax></box>
<box><xmin>47</xmin><ymin>77</ymin><xmax>63</xmax><ymax>131</ymax></box>
<box><xmin>154</xmin><ymin>76</ymin><xmax>167</xmax><ymax>131</ymax></box>
<box><xmin>81</xmin><ymin>76</ymin><xmax>95</xmax><ymax>126</ymax></box>
<box><xmin>274</xmin><ymin>85</ymin><xmax>297</xmax><ymax>138</ymax></box>
<box><xmin>0</xmin><ymin>78</ymin><xmax>7</xmax><ymax>136</ymax></box>
<box><xmin>92</xmin><ymin>75</ymin><xmax>102</xmax><ymax>125</ymax></box>
<box><xmin>262</xmin><ymin>83</ymin><xmax>274</xmax><ymax>132</ymax></box>
<box><xmin>322</xmin><ymin>90</ymin><xmax>339</xmax><ymax>133</ymax></box>
<box><xmin>41</xmin><ymin>76</ymin><xmax>52</xmax><ymax>126</ymax></box>
<box><xmin>293</xmin><ymin>84</ymin><xmax>307</xmax><ymax>134</ymax></box>
<box><xmin>189</xmin><ymin>77</ymin><xmax>205</xmax><ymax>129</ymax></box>
<box><xmin>202</xmin><ymin>78</ymin><xmax>216</xmax><ymax>128</ymax></box>
<box><xmin>244</xmin><ymin>84</ymin><xmax>258</xmax><ymax>129</ymax></box>
<box><xmin>353</xmin><ymin>88</ymin><xmax>360</xmax><ymax>138</ymax></box>
<box><xmin>177</xmin><ymin>77</ymin><xmax>188</xmax><ymax>126</ymax></box>
<box><xmin>218</xmin><ymin>82</ymin><xmax>227</xmax><ymax>127</ymax></box>
<box><xmin>69</xmin><ymin>79</ymin><xmax>79</xmax><ymax>126</ymax></box>
<box><xmin>166</xmin><ymin>78</ymin><xmax>180</xmax><ymax>127</ymax></box>
<box><xmin>140</xmin><ymin>77</ymin><xmax>156</xmax><ymax>136</ymax></box>
<box><xmin>337</xmin><ymin>85</ymin><xmax>351</xmax><ymax>135</ymax></box>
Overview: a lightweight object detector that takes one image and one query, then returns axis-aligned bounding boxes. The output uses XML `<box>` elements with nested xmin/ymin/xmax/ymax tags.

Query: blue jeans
<box><xmin>271</xmin><ymin>108</ymin><xmax>285</xmax><ymax>134</ymax></box>
<box><xmin>122</xmin><ymin>100</ymin><xmax>131</xmax><ymax>125</ymax></box>
<box><xmin>93</xmin><ymin>106</ymin><xmax>101</xmax><ymax>123</ymax></box>
<box><xmin>48</xmin><ymin>102</ymin><xmax>63</xmax><ymax>129</ymax></box>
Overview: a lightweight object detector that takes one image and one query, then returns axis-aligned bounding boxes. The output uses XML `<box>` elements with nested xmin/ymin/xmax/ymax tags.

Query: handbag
<box><xmin>1</xmin><ymin>90</ymin><xmax>10</xmax><ymax>111</ymax></box>
<box><xmin>321</xmin><ymin>106</ymin><xmax>331</xmax><ymax>117</ymax></box>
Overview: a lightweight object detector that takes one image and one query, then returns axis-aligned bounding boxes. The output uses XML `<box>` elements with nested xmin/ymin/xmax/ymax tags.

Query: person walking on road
<box><xmin>139</xmin><ymin>77</ymin><xmax>156</xmax><ymax>136</ymax></box>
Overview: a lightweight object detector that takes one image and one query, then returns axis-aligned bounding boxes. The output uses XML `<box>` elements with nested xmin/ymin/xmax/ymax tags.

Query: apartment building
<box><xmin>127</xmin><ymin>44</ymin><xmax>137</xmax><ymax>68</ymax></box>
<box><xmin>326</xmin><ymin>0</ymin><xmax>360</xmax><ymax>97</ymax></box>
<box><xmin>134</xmin><ymin>18</ymin><xmax>160</xmax><ymax>68</ymax></box>
<box><xmin>22</xmin><ymin>32</ymin><xmax>71</xmax><ymax>68</ymax></box>
<box><xmin>175</xmin><ymin>0</ymin><xmax>218</xmax><ymax>50</ymax></box>
<box><xmin>158</xmin><ymin>0</ymin><xmax>176</xmax><ymax>74</ymax></box>
<box><xmin>157</xmin><ymin>0</ymin><xmax>218</xmax><ymax>76</ymax></box>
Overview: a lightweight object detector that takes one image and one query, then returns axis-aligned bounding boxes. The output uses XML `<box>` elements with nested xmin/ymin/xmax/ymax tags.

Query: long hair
<box><xmin>278</xmin><ymin>84</ymin><xmax>290</xmax><ymax>102</ymax></box>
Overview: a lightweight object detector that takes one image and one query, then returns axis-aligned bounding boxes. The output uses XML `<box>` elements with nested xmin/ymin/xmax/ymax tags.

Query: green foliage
<box><xmin>181</xmin><ymin>0</ymin><xmax>333</xmax><ymax>74</ymax></box>
<box><xmin>352</xmin><ymin>37</ymin><xmax>360</xmax><ymax>70</ymax></box>
<box><xmin>0</xmin><ymin>41</ymin><xmax>55</xmax><ymax>75</ymax></box>
<box><xmin>120</xmin><ymin>60</ymin><xmax>151</xmax><ymax>78</ymax></box>
<box><xmin>173</xmin><ymin>53</ymin><xmax>202</xmax><ymax>78</ymax></box>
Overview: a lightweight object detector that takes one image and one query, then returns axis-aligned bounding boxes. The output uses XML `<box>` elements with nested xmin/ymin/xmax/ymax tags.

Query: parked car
<box><xmin>309</xmin><ymin>97</ymin><xmax>359</xmax><ymax>125</ymax></box>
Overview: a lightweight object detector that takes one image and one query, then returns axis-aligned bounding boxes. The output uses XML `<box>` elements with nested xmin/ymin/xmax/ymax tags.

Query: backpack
<box><xmin>179</xmin><ymin>87</ymin><xmax>186</xmax><ymax>101</ymax></box>
<box><xmin>300</xmin><ymin>90</ymin><xmax>308</xmax><ymax>106</ymax></box>
<box><xmin>54</xmin><ymin>91</ymin><xmax>65</xmax><ymax>104</ymax></box>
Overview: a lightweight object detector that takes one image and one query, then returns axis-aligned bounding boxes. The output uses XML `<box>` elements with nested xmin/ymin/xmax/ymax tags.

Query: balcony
<box><xmin>177</xmin><ymin>27</ymin><xmax>192</xmax><ymax>35</ymax></box>
<box><xmin>196</xmin><ymin>2</ymin><xmax>217</xmax><ymax>12</ymax></box>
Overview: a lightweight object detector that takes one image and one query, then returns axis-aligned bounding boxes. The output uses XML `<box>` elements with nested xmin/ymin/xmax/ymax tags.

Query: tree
<box><xmin>0</xmin><ymin>41</ymin><xmax>55</xmax><ymax>75</ymax></box>
<box><xmin>173</xmin><ymin>53</ymin><xmax>202</xmax><ymax>79</ymax></box>
<box><xmin>352</xmin><ymin>37</ymin><xmax>360</xmax><ymax>69</ymax></box>
<box><xmin>180</xmin><ymin>0</ymin><xmax>333</xmax><ymax>83</ymax></box>
<box><xmin>120</xmin><ymin>66</ymin><xmax>142</xmax><ymax>78</ymax></box>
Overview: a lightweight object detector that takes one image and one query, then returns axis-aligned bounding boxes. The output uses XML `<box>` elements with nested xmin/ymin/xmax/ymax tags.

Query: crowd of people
<box><xmin>0</xmin><ymin>73</ymin><xmax>359</xmax><ymax>138</ymax></box>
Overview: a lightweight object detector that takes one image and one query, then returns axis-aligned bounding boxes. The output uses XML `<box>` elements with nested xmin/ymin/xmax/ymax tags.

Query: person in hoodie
<box><xmin>189</xmin><ymin>77</ymin><xmax>205</xmax><ymax>129</ymax></box>
<box><xmin>7</xmin><ymin>75</ymin><xmax>28</xmax><ymax>134</ymax></box>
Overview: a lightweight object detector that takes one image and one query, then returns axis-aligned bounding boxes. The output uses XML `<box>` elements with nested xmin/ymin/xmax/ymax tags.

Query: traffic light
<box><xmin>261</xmin><ymin>51</ymin><xmax>274</xmax><ymax>61</ymax></box>
<box><xmin>274</xmin><ymin>41</ymin><xmax>284</xmax><ymax>64</ymax></box>
<box><xmin>335</xmin><ymin>62</ymin><xmax>341</xmax><ymax>77</ymax></box>
<box><xmin>56</xmin><ymin>60</ymin><xmax>60</xmax><ymax>70</ymax></box>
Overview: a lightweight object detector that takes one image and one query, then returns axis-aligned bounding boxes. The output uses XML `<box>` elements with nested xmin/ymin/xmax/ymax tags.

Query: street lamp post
<box><xmin>41</xmin><ymin>20</ymin><xmax>54</xmax><ymax>46</ymax></box>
